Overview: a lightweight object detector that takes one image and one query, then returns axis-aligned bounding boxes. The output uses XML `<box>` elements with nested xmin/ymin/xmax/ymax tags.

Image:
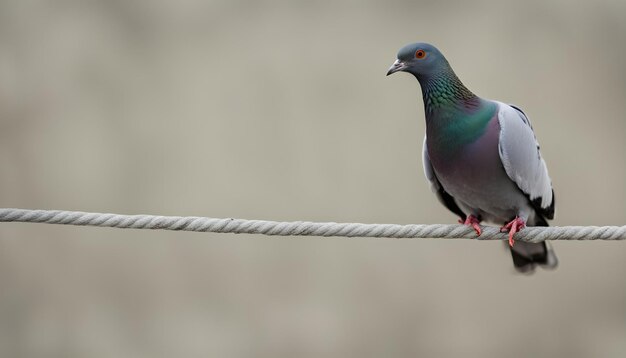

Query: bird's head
<box><xmin>386</xmin><ymin>42</ymin><xmax>448</xmax><ymax>79</ymax></box>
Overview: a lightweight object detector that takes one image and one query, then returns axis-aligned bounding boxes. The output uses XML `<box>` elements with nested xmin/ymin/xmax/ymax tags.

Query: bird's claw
<box><xmin>460</xmin><ymin>215</ymin><xmax>482</xmax><ymax>237</ymax></box>
<box><xmin>500</xmin><ymin>217</ymin><xmax>526</xmax><ymax>247</ymax></box>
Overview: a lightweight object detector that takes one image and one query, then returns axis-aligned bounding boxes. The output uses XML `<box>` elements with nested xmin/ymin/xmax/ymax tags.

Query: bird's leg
<box><xmin>458</xmin><ymin>215</ymin><xmax>482</xmax><ymax>236</ymax></box>
<box><xmin>500</xmin><ymin>217</ymin><xmax>526</xmax><ymax>247</ymax></box>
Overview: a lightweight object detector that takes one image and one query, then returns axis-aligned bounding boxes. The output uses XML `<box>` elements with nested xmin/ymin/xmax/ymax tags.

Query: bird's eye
<box><xmin>415</xmin><ymin>50</ymin><xmax>426</xmax><ymax>59</ymax></box>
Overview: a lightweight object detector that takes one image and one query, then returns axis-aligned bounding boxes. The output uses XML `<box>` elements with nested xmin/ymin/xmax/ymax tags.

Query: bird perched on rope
<box><xmin>387</xmin><ymin>43</ymin><xmax>557</xmax><ymax>273</ymax></box>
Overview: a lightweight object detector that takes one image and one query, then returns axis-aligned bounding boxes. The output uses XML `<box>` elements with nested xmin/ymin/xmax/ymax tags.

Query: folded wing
<box><xmin>496</xmin><ymin>102</ymin><xmax>554</xmax><ymax>220</ymax></box>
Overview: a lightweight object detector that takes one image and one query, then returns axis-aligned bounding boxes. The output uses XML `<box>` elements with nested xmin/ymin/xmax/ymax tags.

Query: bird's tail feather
<box><xmin>509</xmin><ymin>241</ymin><xmax>558</xmax><ymax>273</ymax></box>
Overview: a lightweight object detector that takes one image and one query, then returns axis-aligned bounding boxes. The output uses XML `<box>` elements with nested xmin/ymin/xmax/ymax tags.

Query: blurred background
<box><xmin>0</xmin><ymin>0</ymin><xmax>625</xmax><ymax>357</ymax></box>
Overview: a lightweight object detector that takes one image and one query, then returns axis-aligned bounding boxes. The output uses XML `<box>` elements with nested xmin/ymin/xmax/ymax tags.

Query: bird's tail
<box><xmin>508</xmin><ymin>219</ymin><xmax>558</xmax><ymax>273</ymax></box>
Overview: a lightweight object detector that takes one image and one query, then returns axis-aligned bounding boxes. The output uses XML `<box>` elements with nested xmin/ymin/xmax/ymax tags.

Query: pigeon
<box><xmin>387</xmin><ymin>43</ymin><xmax>557</xmax><ymax>273</ymax></box>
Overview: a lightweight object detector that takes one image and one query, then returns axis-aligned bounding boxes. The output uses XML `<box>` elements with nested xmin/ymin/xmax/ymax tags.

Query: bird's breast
<box><xmin>427</xmin><ymin>113</ymin><xmax>525</xmax><ymax>220</ymax></box>
<box><xmin>428</xmin><ymin>115</ymin><xmax>502</xmax><ymax>187</ymax></box>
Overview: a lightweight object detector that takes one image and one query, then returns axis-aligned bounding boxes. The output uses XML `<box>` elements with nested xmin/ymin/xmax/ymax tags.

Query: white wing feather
<box><xmin>422</xmin><ymin>136</ymin><xmax>440</xmax><ymax>192</ymax></box>
<box><xmin>496</xmin><ymin>102</ymin><xmax>553</xmax><ymax>209</ymax></box>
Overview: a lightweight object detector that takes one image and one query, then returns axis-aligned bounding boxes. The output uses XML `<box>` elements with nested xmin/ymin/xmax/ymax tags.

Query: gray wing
<box><xmin>422</xmin><ymin>136</ymin><xmax>467</xmax><ymax>220</ymax></box>
<box><xmin>496</xmin><ymin>102</ymin><xmax>554</xmax><ymax>219</ymax></box>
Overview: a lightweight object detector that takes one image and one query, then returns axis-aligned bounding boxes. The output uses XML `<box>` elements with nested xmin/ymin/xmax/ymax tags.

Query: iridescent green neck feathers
<box><xmin>418</xmin><ymin>69</ymin><xmax>496</xmax><ymax>153</ymax></box>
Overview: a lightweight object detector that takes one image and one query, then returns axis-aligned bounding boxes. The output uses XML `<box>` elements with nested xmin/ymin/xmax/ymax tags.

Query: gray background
<box><xmin>0</xmin><ymin>0</ymin><xmax>625</xmax><ymax>357</ymax></box>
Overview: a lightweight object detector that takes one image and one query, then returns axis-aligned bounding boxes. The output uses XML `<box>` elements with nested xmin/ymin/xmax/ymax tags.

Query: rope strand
<box><xmin>0</xmin><ymin>208</ymin><xmax>624</xmax><ymax>242</ymax></box>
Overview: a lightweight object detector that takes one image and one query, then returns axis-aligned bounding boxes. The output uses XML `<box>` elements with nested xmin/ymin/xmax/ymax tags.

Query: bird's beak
<box><xmin>386</xmin><ymin>59</ymin><xmax>407</xmax><ymax>76</ymax></box>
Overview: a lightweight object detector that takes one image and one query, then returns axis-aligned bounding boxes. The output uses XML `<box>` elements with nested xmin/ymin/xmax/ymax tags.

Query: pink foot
<box><xmin>500</xmin><ymin>217</ymin><xmax>526</xmax><ymax>247</ymax></box>
<box><xmin>458</xmin><ymin>215</ymin><xmax>482</xmax><ymax>236</ymax></box>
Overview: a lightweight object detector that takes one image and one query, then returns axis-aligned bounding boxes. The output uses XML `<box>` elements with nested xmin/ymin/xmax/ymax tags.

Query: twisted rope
<box><xmin>0</xmin><ymin>208</ymin><xmax>624</xmax><ymax>242</ymax></box>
